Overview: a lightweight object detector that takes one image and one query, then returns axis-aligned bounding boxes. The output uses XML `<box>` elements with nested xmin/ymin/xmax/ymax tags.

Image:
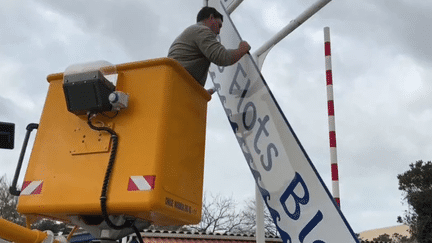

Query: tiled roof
<box><xmin>139</xmin><ymin>229</ymin><xmax>282</xmax><ymax>242</ymax></box>
<box><xmin>70</xmin><ymin>229</ymin><xmax>282</xmax><ymax>243</ymax></box>
<box><xmin>70</xmin><ymin>230</ymin><xmax>400</xmax><ymax>243</ymax></box>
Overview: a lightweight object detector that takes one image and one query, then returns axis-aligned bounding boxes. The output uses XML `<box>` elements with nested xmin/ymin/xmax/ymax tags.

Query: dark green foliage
<box><xmin>372</xmin><ymin>233</ymin><xmax>391</xmax><ymax>242</ymax></box>
<box><xmin>371</xmin><ymin>233</ymin><xmax>413</xmax><ymax>242</ymax></box>
<box><xmin>397</xmin><ymin>160</ymin><xmax>432</xmax><ymax>243</ymax></box>
<box><xmin>31</xmin><ymin>219</ymin><xmax>71</xmax><ymax>235</ymax></box>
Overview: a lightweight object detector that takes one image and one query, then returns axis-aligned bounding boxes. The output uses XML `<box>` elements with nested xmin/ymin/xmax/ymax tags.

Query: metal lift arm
<box><xmin>0</xmin><ymin>217</ymin><xmax>60</xmax><ymax>243</ymax></box>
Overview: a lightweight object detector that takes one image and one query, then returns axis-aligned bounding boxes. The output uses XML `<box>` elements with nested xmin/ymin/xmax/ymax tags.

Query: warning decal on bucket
<box><xmin>21</xmin><ymin>180</ymin><xmax>43</xmax><ymax>195</ymax></box>
<box><xmin>127</xmin><ymin>176</ymin><xmax>155</xmax><ymax>191</ymax></box>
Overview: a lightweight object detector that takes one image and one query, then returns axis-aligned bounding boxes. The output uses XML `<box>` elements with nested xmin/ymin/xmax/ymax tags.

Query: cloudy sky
<box><xmin>1</xmin><ymin>0</ymin><xmax>431</xmax><ymax>234</ymax></box>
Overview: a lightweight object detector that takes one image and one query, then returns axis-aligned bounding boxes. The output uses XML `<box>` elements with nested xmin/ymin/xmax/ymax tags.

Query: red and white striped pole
<box><xmin>324</xmin><ymin>27</ymin><xmax>340</xmax><ymax>207</ymax></box>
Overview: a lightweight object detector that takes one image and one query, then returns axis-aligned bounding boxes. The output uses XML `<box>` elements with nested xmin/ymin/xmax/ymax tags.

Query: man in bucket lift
<box><xmin>168</xmin><ymin>6</ymin><xmax>251</xmax><ymax>91</ymax></box>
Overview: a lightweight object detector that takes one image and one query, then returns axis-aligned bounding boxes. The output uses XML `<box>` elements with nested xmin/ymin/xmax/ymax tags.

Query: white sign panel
<box><xmin>208</xmin><ymin>2</ymin><xmax>359</xmax><ymax>243</ymax></box>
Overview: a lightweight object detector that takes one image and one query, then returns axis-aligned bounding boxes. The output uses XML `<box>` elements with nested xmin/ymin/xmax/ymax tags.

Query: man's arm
<box><xmin>196</xmin><ymin>27</ymin><xmax>250</xmax><ymax>66</ymax></box>
<box><xmin>229</xmin><ymin>41</ymin><xmax>251</xmax><ymax>64</ymax></box>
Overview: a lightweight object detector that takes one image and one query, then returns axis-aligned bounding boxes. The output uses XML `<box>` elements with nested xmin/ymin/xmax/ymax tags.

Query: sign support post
<box><xmin>208</xmin><ymin>1</ymin><xmax>358</xmax><ymax>242</ymax></box>
<box><xmin>251</xmin><ymin>1</ymin><xmax>332</xmax><ymax>241</ymax></box>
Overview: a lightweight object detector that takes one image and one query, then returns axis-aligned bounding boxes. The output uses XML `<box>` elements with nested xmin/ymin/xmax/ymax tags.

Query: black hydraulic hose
<box><xmin>132</xmin><ymin>225</ymin><xmax>144</xmax><ymax>243</ymax></box>
<box><xmin>87</xmin><ymin>113</ymin><xmax>134</xmax><ymax>230</ymax></box>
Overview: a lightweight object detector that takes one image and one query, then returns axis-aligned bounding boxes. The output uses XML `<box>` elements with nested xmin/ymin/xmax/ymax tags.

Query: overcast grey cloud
<box><xmin>1</xmin><ymin>0</ymin><xmax>431</xmax><ymax>235</ymax></box>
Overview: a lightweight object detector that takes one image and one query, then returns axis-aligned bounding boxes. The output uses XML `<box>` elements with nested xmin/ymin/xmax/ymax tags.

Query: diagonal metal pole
<box><xmin>226</xmin><ymin>0</ymin><xmax>244</xmax><ymax>14</ymax></box>
<box><xmin>253</xmin><ymin>0</ymin><xmax>332</xmax><ymax>69</ymax></box>
<box><xmin>251</xmin><ymin>1</ymin><xmax>332</xmax><ymax>242</ymax></box>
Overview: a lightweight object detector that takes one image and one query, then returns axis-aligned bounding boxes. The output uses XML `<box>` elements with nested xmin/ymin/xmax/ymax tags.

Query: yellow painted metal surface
<box><xmin>69</xmin><ymin>122</ymin><xmax>113</xmax><ymax>155</ymax></box>
<box><xmin>17</xmin><ymin>58</ymin><xmax>211</xmax><ymax>225</ymax></box>
<box><xmin>0</xmin><ymin>217</ymin><xmax>48</xmax><ymax>243</ymax></box>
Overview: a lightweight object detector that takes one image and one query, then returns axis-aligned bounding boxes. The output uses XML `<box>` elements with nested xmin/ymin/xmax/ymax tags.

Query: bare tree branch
<box><xmin>188</xmin><ymin>193</ymin><xmax>247</xmax><ymax>234</ymax></box>
<box><xmin>241</xmin><ymin>199</ymin><xmax>278</xmax><ymax>236</ymax></box>
<box><xmin>186</xmin><ymin>193</ymin><xmax>278</xmax><ymax>236</ymax></box>
<box><xmin>0</xmin><ymin>175</ymin><xmax>26</xmax><ymax>226</ymax></box>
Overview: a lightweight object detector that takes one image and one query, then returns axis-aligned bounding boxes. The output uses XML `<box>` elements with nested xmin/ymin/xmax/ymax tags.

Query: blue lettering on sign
<box><xmin>299</xmin><ymin>211</ymin><xmax>325</xmax><ymax>243</ymax></box>
<box><xmin>229</xmin><ymin>63</ymin><xmax>250</xmax><ymax>113</ymax></box>
<box><xmin>209</xmin><ymin>61</ymin><xmax>325</xmax><ymax>243</ymax></box>
<box><xmin>261</xmin><ymin>143</ymin><xmax>278</xmax><ymax>171</ymax></box>
<box><xmin>280</xmin><ymin>172</ymin><xmax>310</xmax><ymax>220</ymax></box>
<box><xmin>254</xmin><ymin>116</ymin><xmax>270</xmax><ymax>154</ymax></box>
<box><xmin>242</xmin><ymin>102</ymin><xmax>256</xmax><ymax>130</ymax></box>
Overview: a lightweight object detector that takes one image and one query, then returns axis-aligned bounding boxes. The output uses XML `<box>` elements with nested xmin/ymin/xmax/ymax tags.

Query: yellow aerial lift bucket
<box><xmin>16</xmin><ymin>58</ymin><xmax>211</xmax><ymax>228</ymax></box>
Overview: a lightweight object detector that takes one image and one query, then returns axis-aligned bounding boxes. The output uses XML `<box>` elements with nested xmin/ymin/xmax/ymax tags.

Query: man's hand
<box><xmin>231</xmin><ymin>41</ymin><xmax>251</xmax><ymax>64</ymax></box>
<box><xmin>238</xmin><ymin>41</ymin><xmax>251</xmax><ymax>55</ymax></box>
<box><xmin>207</xmin><ymin>88</ymin><xmax>216</xmax><ymax>95</ymax></box>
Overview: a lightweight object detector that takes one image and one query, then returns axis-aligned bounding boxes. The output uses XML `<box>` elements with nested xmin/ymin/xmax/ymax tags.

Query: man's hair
<box><xmin>196</xmin><ymin>7</ymin><xmax>223</xmax><ymax>22</ymax></box>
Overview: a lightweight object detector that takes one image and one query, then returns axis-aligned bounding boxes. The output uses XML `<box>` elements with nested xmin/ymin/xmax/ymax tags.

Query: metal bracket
<box><xmin>70</xmin><ymin>122</ymin><xmax>114</xmax><ymax>155</ymax></box>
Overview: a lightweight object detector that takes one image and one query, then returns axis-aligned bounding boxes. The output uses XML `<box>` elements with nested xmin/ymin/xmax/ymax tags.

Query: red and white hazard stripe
<box><xmin>127</xmin><ymin>176</ymin><xmax>155</xmax><ymax>191</ymax></box>
<box><xmin>324</xmin><ymin>27</ymin><xmax>340</xmax><ymax>207</ymax></box>
<box><xmin>21</xmin><ymin>180</ymin><xmax>43</xmax><ymax>195</ymax></box>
